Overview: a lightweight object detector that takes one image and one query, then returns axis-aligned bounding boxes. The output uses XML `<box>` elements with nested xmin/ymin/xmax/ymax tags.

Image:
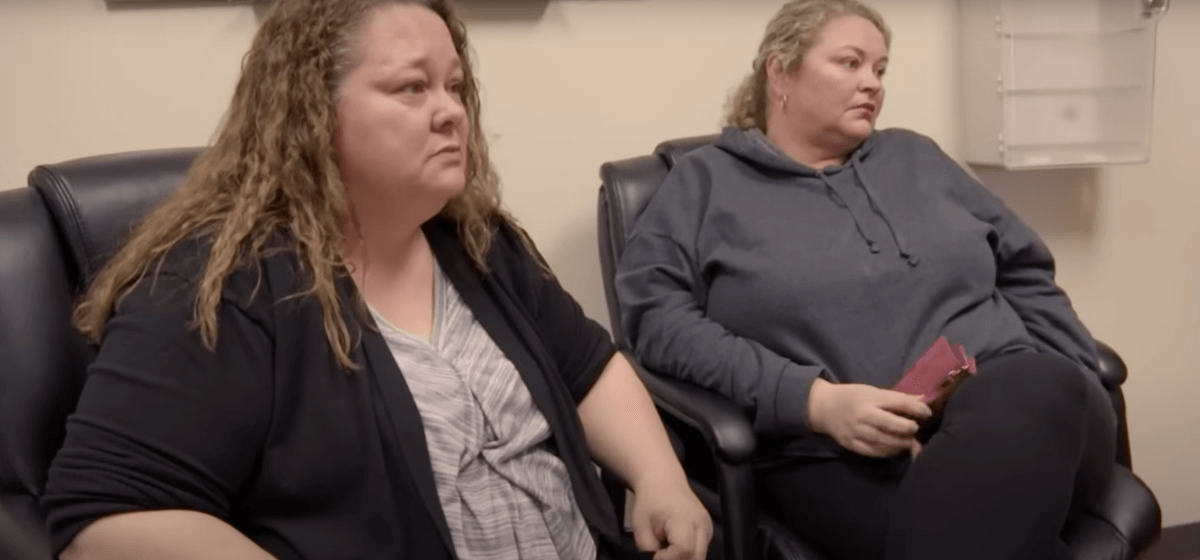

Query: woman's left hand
<box><xmin>630</xmin><ymin>476</ymin><xmax>713</xmax><ymax>560</ymax></box>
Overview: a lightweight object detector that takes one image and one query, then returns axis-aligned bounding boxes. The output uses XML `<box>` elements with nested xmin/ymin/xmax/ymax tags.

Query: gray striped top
<box><xmin>370</xmin><ymin>262</ymin><xmax>596</xmax><ymax>560</ymax></box>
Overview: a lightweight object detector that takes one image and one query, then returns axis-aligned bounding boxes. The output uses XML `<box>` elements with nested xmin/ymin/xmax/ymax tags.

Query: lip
<box><xmin>433</xmin><ymin>145</ymin><xmax>462</xmax><ymax>157</ymax></box>
<box><xmin>853</xmin><ymin>103</ymin><xmax>876</xmax><ymax>115</ymax></box>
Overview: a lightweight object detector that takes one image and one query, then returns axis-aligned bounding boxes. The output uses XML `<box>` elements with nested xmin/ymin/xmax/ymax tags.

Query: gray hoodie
<box><xmin>614</xmin><ymin>126</ymin><xmax>1099</xmax><ymax>459</ymax></box>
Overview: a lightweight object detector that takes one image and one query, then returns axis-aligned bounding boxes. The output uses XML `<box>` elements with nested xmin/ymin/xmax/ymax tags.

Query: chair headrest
<box><xmin>28</xmin><ymin>148</ymin><xmax>204</xmax><ymax>287</ymax></box>
<box><xmin>654</xmin><ymin>134</ymin><xmax>719</xmax><ymax>169</ymax></box>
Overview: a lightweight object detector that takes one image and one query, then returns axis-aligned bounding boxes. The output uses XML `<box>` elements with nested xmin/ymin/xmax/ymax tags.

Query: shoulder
<box><xmin>867</xmin><ymin>128</ymin><xmax>962</xmax><ymax>174</ymax></box>
<box><xmin>425</xmin><ymin>215</ymin><xmax>543</xmax><ymax>284</ymax></box>
<box><xmin>871</xmin><ymin>128</ymin><xmax>944</xmax><ymax>154</ymax></box>
<box><xmin>672</xmin><ymin>144</ymin><xmax>740</xmax><ymax>182</ymax></box>
<box><xmin>645</xmin><ymin>145</ymin><xmax>730</xmax><ymax>213</ymax></box>
<box><xmin>489</xmin><ymin>218</ymin><xmax>549</xmax><ymax>292</ymax></box>
<box><xmin>132</xmin><ymin>232</ymin><xmax>304</xmax><ymax>323</ymax></box>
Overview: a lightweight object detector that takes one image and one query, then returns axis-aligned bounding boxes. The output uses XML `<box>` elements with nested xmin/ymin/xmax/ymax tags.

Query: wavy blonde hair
<box><xmin>725</xmin><ymin>0</ymin><xmax>890</xmax><ymax>131</ymax></box>
<box><xmin>76</xmin><ymin>0</ymin><xmax>515</xmax><ymax>370</ymax></box>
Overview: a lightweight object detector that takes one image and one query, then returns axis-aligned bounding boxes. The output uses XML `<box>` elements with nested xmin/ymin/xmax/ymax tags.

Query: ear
<box><xmin>765</xmin><ymin>53</ymin><xmax>789</xmax><ymax>102</ymax></box>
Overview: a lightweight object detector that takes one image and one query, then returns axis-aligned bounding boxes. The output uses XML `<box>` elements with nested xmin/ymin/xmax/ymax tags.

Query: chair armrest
<box><xmin>1095</xmin><ymin>340</ymin><xmax>1127</xmax><ymax>390</ymax></box>
<box><xmin>624</xmin><ymin>353</ymin><xmax>757</xmax><ymax>464</ymax></box>
<box><xmin>1060</xmin><ymin>465</ymin><xmax>1162</xmax><ymax>557</ymax></box>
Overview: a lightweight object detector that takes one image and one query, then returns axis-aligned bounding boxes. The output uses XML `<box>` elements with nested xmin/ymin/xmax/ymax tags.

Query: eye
<box><xmin>396</xmin><ymin>81</ymin><xmax>427</xmax><ymax>95</ymax></box>
<box><xmin>447</xmin><ymin>79</ymin><xmax>464</xmax><ymax>99</ymax></box>
<box><xmin>842</xmin><ymin>58</ymin><xmax>861</xmax><ymax>70</ymax></box>
<box><xmin>876</xmin><ymin>66</ymin><xmax>887</xmax><ymax>78</ymax></box>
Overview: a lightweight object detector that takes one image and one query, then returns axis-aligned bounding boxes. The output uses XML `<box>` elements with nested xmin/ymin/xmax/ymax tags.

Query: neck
<box><xmin>344</xmin><ymin>211</ymin><xmax>429</xmax><ymax>281</ymax></box>
<box><xmin>765</xmin><ymin>116</ymin><xmax>857</xmax><ymax>170</ymax></box>
<box><xmin>343</xmin><ymin>212</ymin><xmax>437</xmax><ymax>340</ymax></box>
<box><xmin>342</xmin><ymin>178</ymin><xmax>448</xmax><ymax>277</ymax></box>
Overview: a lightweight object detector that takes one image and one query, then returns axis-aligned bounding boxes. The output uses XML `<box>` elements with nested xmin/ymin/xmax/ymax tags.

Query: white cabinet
<box><xmin>959</xmin><ymin>0</ymin><xmax>1168</xmax><ymax>169</ymax></box>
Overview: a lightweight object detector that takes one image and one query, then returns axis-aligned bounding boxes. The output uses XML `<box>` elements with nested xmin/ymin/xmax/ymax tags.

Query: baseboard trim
<box><xmin>1141</xmin><ymin>521</ymin><xmax>1200</xmax><ymax>560</ymax></box>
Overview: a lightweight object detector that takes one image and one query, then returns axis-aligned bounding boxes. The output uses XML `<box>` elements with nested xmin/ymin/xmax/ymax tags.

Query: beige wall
<box><xmin>1</xmin><ymin>0</ymin><xmax>1197</xmax><ymax>527</ymax></box>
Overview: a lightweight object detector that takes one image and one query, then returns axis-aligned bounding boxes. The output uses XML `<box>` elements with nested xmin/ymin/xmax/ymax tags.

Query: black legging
<box><xmin>755</xmin><ymin>353</ymin><xmax>1117</xmax><ymax>560</ymax></box>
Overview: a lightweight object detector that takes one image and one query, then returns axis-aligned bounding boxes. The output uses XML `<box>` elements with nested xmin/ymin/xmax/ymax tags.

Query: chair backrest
<box><xmin>29</xmin><ymin>148</ymin><xmax>203</xmax><ymax>287</ymax></box>
<box><xmin>0</xmin><ymin>187</ymin><xmax>89</xmax><ymax>556</ymax></box>
<box><xmin>596</xmin><ymin>134</ymin><xmax>717</xmax><ymax>344</ymax></box>
<box><xmin>0</xmin><ymin>148</ymin><xmax>202</xmax><ymax>552</ymax></box>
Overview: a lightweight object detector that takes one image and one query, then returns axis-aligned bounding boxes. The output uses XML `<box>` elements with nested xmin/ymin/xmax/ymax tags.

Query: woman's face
<box><xmin>334</xmin><ymin>4</ymin><xmax>468</xmax><ymax>218</ymax></box>
<box><xmin>777</xmin><ymin>14</ymin><xmax>888</xmax><ymax>150</ymax></box>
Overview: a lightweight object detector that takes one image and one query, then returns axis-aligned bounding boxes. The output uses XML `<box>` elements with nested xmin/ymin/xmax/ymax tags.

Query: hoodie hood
<box><xmin>712</xmin><ymin>126</ymin><xmax>879</xmax><ymax>175</ymax></box>
<box><xmin>712</xmin><ymin>127</ymin><xmax>917</xmax><ymax>266</ymax></box>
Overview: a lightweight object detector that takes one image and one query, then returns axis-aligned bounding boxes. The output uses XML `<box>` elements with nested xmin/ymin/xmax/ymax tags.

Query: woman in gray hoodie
<box><xmin>615</xmin><ymin>1</ymin><xmax>1116</xmax><ymax>559</ymax></box>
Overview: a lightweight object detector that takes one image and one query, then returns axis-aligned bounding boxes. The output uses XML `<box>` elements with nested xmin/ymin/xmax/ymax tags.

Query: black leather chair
<box><xmin>596</xmin><ymin>134</ymin><xmax>1163</xmax><ymax>560</ymax></box>
<box><xmin>0</xmin><ymin>148</ymin><xmax>204</xmax><ymax>557</ymax></box>
<box><xmin>0</xmin><ymin>147</ymin><xmax>650</xmax><ymax>558</ymax></box>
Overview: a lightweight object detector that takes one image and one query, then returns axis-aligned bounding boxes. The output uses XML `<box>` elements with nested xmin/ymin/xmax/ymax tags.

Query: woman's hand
<box><xmin>807</xmin><ymin>378</ymin><xmax>933</xmax><ymax>458</ymax></box>
<box><xmin>577</xmin><ymin>354</ymin><xmax>713</xmax><ymax>559</ymax></box>
<box><xmin>629</xmin><ymin>475</ymin><xmax>713</xmax><ymax>560</ymax></box>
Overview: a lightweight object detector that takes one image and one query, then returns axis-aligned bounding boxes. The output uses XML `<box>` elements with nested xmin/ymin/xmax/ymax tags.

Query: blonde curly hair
<box><xmin>76</xmin><ymin>0</ymin><xmax>514</xmax><ymax>370</ymax></box>
<box><xmin>725</xmin><ymin>0</ymin><xmax>890</xmax><ymax>131</ymax></box>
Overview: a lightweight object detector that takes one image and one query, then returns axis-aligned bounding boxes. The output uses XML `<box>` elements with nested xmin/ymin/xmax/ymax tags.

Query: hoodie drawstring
<box><xmin>851</xmin><ymin>158</ymin><xmax>920</xmax><ymax>266</ymax></box>
<box><xmin>817</xmin><ymin>171</ymin><xmax>880</xmax><ymax>254</ymax></box>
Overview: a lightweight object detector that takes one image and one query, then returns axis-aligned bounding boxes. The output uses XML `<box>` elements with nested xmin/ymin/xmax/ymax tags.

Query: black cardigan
<box><xmin>43</xmin><ymin>218</ymin><xmax>629</xmax><ymax>559</ymax></box>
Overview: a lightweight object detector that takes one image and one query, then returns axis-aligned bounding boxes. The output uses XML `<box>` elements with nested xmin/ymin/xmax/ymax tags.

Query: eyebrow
<box><xmin>376</xmin><ymin>53</ymin><xmax>462</xmax><ymax>75</ymax></box>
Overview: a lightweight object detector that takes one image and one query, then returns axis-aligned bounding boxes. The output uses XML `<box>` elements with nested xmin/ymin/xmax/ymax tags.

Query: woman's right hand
<box><xmin>807</xmin><ymin>378</ymin><xmax>933</xmax><ymax>458</ymax></box>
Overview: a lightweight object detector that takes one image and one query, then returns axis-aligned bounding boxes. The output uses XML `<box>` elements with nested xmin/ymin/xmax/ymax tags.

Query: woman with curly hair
<box><xmin>43</xmin><ymin>2</ymin><xmax>710</xmax><ymax>559</ymax></box>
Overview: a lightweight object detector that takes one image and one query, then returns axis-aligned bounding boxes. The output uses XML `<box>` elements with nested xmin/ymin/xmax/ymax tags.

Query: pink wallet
<box><xmin>891</xmin><ymin>336</ymin><xmax>977</xmax><ymax>426</ymax></box>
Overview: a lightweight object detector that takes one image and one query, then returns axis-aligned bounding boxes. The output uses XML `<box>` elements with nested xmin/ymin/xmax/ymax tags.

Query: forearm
<box><xmin>62</xmin><ymin>510</ymin><xmax>277</xmax><ymax>560</ymax></box>
<box><xmin>577</xmin><ymin>353</ymin><xmax>688</xmax><ymax>492</ymax></box>
<box><xmin>631</xmin><ymin>307</ymin><xmax>823</xmax><ymax>436</ymax></box>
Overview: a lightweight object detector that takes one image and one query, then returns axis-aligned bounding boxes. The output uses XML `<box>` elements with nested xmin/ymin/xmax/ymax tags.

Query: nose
<box><xmin>860</xmin><ymin>68</ymin><xmax>882</xmax><ymax>93</ymax></box>
<box><xmin>433</xmin><ymin>88</ymin><xmax>467</xmax><ymax>133</ymax></box>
